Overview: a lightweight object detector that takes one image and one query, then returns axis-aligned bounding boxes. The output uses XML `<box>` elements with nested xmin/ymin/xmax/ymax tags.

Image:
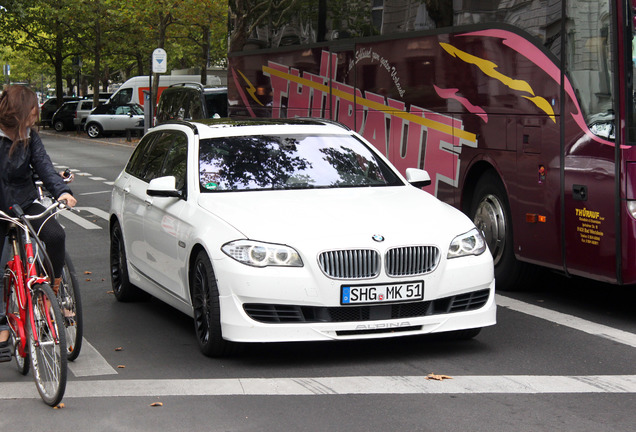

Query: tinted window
<box><xmin>199</xmin><ymin>133</ymin><xmax>402</xmax><ymax>191</ymax></box>
<box><xmin>205</xmin><ymin>93</ymin><xmax>228</xmax><ymax>118</ymax></box>
<box><xmin>92</xmin><ymin>104</ymin><xmax>114</xmax><ymax>115</ymax></box>
<box><xmin>139</xmin><ymin>133</ymin><xmax>177</xmax><ymax>182</ymax></box>
<box><xmin>229</xmin><ymin>0</ymin><xmax>561</xmax><ymax>56</ymax></box>
<box><xmin>61</xmin><ymin>102</ymin><xmax>78</xmax><ymax>113</ymax></box>
<box><xmin>126</xmin><ymin>132</ymin><xmax>159</xmax><ymax>177</ymax></box>
<box><xmin>160</xmin><ymin>133</ymin><xmax>188</xmax><ymax>191</ymax></box>
<box><xmin>110</xmin><ymin>88</ymin><xmax>132</xmax><ymax>105</ymax></box>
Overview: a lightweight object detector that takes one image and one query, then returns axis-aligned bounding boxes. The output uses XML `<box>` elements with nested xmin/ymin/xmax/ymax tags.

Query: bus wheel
<box><xmin>470</xmin><ymin>172</ymin><xmax>529</xmax><ymax>291</ymax></box>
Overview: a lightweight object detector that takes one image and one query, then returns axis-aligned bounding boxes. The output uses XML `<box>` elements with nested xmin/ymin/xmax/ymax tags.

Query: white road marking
<box><xmin>77</xmin><ymin>172</ymin><xmax>92</xmax><ymax>176</ymax></box>
<box><xmin>68</xmin><ymin>339</ymin><xmax>118</xmax><ymax>377</ymax></box>
<box><xmin>496</xmin><ymin>294</ymin><xmax>636</xmax><ymax>348</ymax></box>
<box><xmin>59</xmin><ymin>210</ymin><xmax>101</xmax><ymax>229</ymax></box>
<box><xmin>76</xmin><ymin>206</ymin><xmax>110</xmax><ymax>221</ymax></box>
<box><xmin>79</xmin><ymin>190</ymin><xmax>111</xmax><ymax>196</ymax></box>
<box><xmin>90</xmin><ymin>176</ymin><xmax>107</xmax><ymax>181</ymax></box>
<box><xmin>3</xmin><ymin>375</ymin><xmax>636</xmax><ymax>400</ymax></box>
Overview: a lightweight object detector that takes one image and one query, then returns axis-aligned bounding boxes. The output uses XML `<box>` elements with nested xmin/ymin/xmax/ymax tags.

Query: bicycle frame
<box><xmin>2</xmin><ymin>204</ymin><xmax>62</xmax><ymax>357</ymax></box>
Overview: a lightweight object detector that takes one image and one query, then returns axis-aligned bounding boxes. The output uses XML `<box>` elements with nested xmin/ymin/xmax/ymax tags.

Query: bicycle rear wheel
<box><xmin>59</xmin><ymin>252</ymin><xmax>82</xmax><ymax>361</ymax></box>
<box><xmin>28</xmin><ymin>282</ymin><xmax>67</xmax><ymax>406</ymax></box>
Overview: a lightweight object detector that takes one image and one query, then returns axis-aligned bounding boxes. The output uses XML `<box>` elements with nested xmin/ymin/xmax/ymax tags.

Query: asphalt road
<box><xmin>1</xmin><ymin>129</ymin><xmax>636</xmax><ymax>431</ymax></box>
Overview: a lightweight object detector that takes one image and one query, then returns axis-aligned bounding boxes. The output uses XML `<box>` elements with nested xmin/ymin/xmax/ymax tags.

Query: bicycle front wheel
<box><xmin>60</xmin><ymin>252</ymin><xmax>82</xmax><ymax>361</ymax></box>
<box><xmin>28</xmin><ymin>282</ymin><xmax>67</xmax><ymax>406</ymax></box>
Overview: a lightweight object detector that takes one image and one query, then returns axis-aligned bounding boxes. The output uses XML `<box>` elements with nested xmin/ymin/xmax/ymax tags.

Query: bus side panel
<box><xmin>228</xmin><ymin>47</ymin><xmax>331</xmax><ymax>119</ymax></box>
<box><xmin>563</xmin><ymin>111</ymin><xmax>617</xmax><ymax>282</ymax></box>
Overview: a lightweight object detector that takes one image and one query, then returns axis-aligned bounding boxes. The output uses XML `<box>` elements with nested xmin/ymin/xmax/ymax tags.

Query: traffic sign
<box><xmin>152</xmin><ymin>48</ymin><xmax>167</xmax><ymax>74</ymax></box>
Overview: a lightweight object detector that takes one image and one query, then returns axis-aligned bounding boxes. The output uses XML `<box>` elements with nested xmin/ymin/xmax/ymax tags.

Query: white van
<box><xmin>108</xmin><ymin>75</ymin><xmax>222</xmax><ymax>107</ymax></box>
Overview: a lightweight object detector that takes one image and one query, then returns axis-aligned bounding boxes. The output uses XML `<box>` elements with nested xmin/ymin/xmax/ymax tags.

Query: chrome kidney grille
<box><xmin>318</xmin><ymin>246</ymin><xmax>440</xmax><ymax>279</ymax></box>
<box><xmin>318</xmin><ymin>249</ymin><xmax>380</xmax><ymax>279</ymax></box>
<box><xmin>385</xmin><ymin>246</ymin><xmax>440</xmax><ymax>277</ymax></box>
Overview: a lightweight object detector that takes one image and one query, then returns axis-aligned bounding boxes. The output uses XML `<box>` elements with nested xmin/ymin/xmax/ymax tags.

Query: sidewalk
<box><xmin>38</xmin><ymin>127</ymin><xmax>140</xmax><ymax>147</ymax></box>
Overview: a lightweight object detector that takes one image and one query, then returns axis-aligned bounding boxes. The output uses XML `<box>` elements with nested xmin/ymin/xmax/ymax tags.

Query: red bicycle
<box><xmin>1</xmin><ymin>201</ymin><xmax>68</xmax><ymax>406</ymax></box>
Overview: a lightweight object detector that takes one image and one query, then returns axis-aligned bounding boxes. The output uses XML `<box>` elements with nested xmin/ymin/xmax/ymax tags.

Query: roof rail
<box><xmin>163</xmin><ymin>119</ymin><xmax>199</xmax><ymax>134</ymax></box>
<box><xmin>168</xmin><ymin>82</ymin><xmax>204</xmax><ymax>89</ymax></box>
<box><xmin>293</xmin><ymin>117</ymin><xmax>351</xmax><ymax>131</ymax></box>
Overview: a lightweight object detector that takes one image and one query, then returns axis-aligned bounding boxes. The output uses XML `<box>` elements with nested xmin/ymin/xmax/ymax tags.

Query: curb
<box><xmin>39</xmin><ymin>128</ymin><xmax>139</xmax><ymax>147</ymax></box>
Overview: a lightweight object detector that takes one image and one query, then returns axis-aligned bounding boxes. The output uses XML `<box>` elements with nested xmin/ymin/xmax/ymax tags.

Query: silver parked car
<box><xmin>84</xmin><ymin>103</ymin><xmax>144</xmax><ymax>138</ymax></box>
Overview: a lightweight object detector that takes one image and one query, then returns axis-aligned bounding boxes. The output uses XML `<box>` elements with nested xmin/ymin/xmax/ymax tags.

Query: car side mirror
<box><xmin>405</xmin><ymin>168</ymin><xmax>431</xmax><ymax>188</ymax></box>
<box><xmin>147</xmin><ymin>176</ymin><xmax>182</xmax><ymax>198</ymax></box>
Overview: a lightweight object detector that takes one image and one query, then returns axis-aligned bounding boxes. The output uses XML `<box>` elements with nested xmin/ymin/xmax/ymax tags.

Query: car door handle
<box><xmin>144</xmin><ymin>197</ymin><xmax>153</xmax><ymax>206</ymax></box>
<box><xmin>123</xmin><ymin>186</ymin><xmax>131</xmax><ymax>194</ymax></box>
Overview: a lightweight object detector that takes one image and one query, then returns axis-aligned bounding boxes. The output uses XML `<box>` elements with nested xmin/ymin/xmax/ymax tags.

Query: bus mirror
<box><xmin>405</xmin><ymin>168</ymin><xmax>431</xmax><ymax>188</ymax></box>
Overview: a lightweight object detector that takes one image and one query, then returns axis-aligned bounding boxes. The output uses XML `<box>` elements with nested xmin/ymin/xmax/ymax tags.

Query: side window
<box><xmin>115</xmin><ymin>105</ymin><xmax>130</xmax><ymax>115</ymax></box>
<box><xmin>111</xmin><ymin>88</ymin><xmax>132</xmax><ymax>105</ymax></box>
<box><xmin>189</xmin><ymin>92</ymin><xmax>204</xmax><ymax>120</ymax></box>
<box><xmin>139</xmin><ymin>133</ymin><xmax>176</xmax><ymax>182</ymax></box>
<box><xmin>160</xmin><ymin>133</ymin><xmax>188</xmax><ymax>191</ymax></box>
<box><xmin>126</xmin><ymin>132</ymin><xmax>159</xmax><ymax>177</ymax></box>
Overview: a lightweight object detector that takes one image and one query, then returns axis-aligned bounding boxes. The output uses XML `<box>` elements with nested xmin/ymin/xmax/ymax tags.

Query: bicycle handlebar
<box><xmin>0</xmin><ymin>199</ymin><xmax>72</xmax><ymax>223</ymax></box>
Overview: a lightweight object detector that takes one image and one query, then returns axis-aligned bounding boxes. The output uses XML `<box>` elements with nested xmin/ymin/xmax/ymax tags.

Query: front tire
<box><xmin>29</xmin><ymin>283</ymin><xmax>67</xmax><ymax>406</ymax></box>
<box><xmin>5</xmin><ymin>278</ymin><xmax>29</xmax><ymax>375</ymax></box>
<box><xmin>191</xmin><ymin>251</ymin><xmax>236</xmax><ymax>357</ymax></box>
<box><xmin>110</xmin><ymin>222</ymin><xmax>148</xmax><ymax>302</ymax></box>
<box><xmin>86</xmin><ymin>123</ymin><xmax>102</xmax><ymax>138</ymax></box>
<box><xmin>470</xmin><ymin>172</ymin><xmax>529</xmax><ymax>291</ymax></box>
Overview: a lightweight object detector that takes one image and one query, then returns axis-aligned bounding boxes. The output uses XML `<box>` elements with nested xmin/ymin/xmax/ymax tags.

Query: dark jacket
<box><xmin>0</xmin><ymin>129</ymin><xmax>73</xmax><ymax>213</ymax></box>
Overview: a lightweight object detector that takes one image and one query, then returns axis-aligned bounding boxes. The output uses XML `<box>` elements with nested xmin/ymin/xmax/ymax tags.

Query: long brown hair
<box><xmin>0</xmin><ymin>85</ymin><xmax>40</xmax><ymax>155</ymax></box>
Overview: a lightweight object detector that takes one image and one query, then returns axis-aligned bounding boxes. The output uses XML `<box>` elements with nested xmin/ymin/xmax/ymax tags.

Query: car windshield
<box><xmin>199</xmin><ymin>133</ymin><xmax>403</xmax><ymax>191</ymax></box>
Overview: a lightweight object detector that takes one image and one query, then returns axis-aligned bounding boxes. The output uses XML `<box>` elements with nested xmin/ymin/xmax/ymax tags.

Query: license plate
<box><xmin>341</xmin><ymin>281</ymin><xmax>424</xmax><ymax>305</ymax></box>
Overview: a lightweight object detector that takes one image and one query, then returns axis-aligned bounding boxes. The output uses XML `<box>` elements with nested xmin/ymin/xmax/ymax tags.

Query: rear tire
<box><xmin>470</xmin><ymin>172</ymin><xmax>530</xmax><ymax>291</ymax></box>
<box><xmin>53</xmin><ymin>120</ymin><xmax>65</xmax><ymax>132</ymax></box>
<box><xmin>191</xmin><ymin>251</ymin><xmax>236</xmax><ymax>357</ymax></box>
<box><xmin>29</xmin><ymin>283</ymin><xmax>67</xmax><ymax>406</ymax></box>
<box><xmin>59</xmin><ymin>252</ymin><xmax>83</xmax><ymax>361</ymax></box>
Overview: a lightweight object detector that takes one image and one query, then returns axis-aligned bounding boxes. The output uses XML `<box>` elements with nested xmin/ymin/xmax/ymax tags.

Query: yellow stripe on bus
<box><xmin>263</xmin><ymin>65</ymin><xmax>477</xmax><ymax>143</ymax></box>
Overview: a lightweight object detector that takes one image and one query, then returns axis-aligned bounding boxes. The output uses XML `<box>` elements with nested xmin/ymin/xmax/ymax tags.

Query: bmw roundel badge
<box><xmin>372</xmin><ymin>234</ymin><xmax>385</xmax><ymax>242</ymax></box>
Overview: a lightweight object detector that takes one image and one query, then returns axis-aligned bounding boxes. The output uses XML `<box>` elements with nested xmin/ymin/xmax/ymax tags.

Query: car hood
<box><xmin>197</xmin><ymin>186</ymin><xmax>476</xmax><ymax>250</ymax></box>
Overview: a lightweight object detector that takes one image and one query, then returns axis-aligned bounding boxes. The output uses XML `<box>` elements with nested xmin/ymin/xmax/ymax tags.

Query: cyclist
<box><xmin>0</xmin><ymin>85</ymin><xmax>77</xmax><ymax>361</ymax></box>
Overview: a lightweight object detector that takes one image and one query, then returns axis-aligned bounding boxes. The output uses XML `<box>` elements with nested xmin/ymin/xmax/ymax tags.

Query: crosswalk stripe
<box><xmin>68</xmin><ymin>339</ymin><xmax>118</xmax><ymax>377</ymax></box>
<box><xmin>59</xmin><ymin>210</ymin><xmax>101</xmax><ymax>230</ymax></box>
<box><xmin>3</xmin><ymin>375</ymin><xmax>636</xmax><ymax>400</ymax></box>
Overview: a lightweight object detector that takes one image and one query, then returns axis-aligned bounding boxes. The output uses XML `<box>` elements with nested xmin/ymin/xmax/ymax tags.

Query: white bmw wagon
<box><xmin>109</xmin><ymin>118</ymin><xmax>496</xmax><ymax>357</ymax></box>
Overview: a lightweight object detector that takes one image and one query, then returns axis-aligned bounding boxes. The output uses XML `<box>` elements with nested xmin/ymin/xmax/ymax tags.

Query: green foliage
<box><xmin>0</xmin><ymin>0</ymin><xmax>229</xmax><ymax>93</ymax></box>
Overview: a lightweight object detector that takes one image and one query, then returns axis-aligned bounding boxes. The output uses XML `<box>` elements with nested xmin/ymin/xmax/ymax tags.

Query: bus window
<box><xmin>566</xmin><ymin>0</ymin><xmax>614</xmax><ymax>140</ymax></box>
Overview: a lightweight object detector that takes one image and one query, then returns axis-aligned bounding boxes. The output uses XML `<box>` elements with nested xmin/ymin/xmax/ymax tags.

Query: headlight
<box><xmin>448</xmin><ymin>228</ymin><xmax>487</xmax><ymax>259</ymax></box>
<box><xmin>222</xmin><ymin>240</ymin><xmax>303</xmax><ymax>267</ymax></box>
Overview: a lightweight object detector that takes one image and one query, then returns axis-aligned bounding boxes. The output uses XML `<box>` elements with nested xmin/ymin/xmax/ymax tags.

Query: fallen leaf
<box><xmin>115</xmin><ymin>347</ymin><xmax>124</xmax><ymax>351</ymax></box>
<box><xmin>117</xmin><ymin>365</ymin><xmax>125</xmax><ymax>368</ymax></box>
<box><xmin>107</xmin><ymin>290</ymin><xmax>114</xmax><ymax>294</ymax></box>
<box><xmin>426</xmin><ymin>373</ymin><xmax>453</xmax><ymax>381</ymax></box>
<box><xmin>150</xmin><ymin>402</ymin><xmax>163</xmax><ymax>407</ymax></box>
<box><xmin>84</xmin><ymin>271</ymin><xmax>92</xmax><ymax>275</ymax></box>
<box><xmin>53</xmin><ymin>403</ymin><xmax>65</xmax><ymax>409</ymax></box>
<box><xmin>85</xmin><ymin>278</ymin><xmax>92</xmax><ymax>282</ymax></box>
